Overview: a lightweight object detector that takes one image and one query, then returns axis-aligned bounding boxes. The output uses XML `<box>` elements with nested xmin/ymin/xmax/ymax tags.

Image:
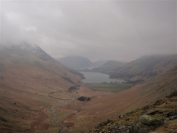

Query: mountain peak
<box><xmin>19</xmin><ymin>42</ymin><xmax>38</xmax><ymax>51</ymax></box>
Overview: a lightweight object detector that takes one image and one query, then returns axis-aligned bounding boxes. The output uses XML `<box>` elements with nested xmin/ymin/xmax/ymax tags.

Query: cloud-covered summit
<box><xmin>1</xmin><ymin>1</ymin><xmax>176</xmax><ymax>61</ymax></box>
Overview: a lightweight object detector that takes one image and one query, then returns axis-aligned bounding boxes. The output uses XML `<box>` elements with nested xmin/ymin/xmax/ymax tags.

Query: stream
<box><xmin>50</xmin><ymin>102</ymin><xmax>68</xmax><ymax>133</ymax></box>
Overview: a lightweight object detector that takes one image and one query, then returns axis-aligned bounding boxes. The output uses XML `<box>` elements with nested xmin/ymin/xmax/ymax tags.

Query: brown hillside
<box><xmin>87</xmin><ymin>91</ymin><xmax>177</xmax><ymax>133</ymax></box>
<box><xmin>0</xmin><ymin>44</ymin><xmax>82</xmax><ymax>133</ymax></box>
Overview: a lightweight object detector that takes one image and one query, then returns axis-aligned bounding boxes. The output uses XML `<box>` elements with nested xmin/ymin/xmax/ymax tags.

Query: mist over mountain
<box><xmin>0</xmin><ymin>43</ymin><xmax>83</xmax><ymax>83</ymax></box>
<box><xmin>92</xmin><ymin>60</ymin><xmax>110</xmax><ymax>68</ymax></box>
<box><xmin>57</xmin><ymin>56</ymin><xmax>93</xmax><ymax>69</ymax></box>
<box><xmin>92</xmin><ymin>60</ymin><xmax>127</xmax><ymax>74</ymax></box>
<box><xmin>1</xmin><ymin>1</ymin><xmax>177</xmax><ymax>132</ymax></box>
<box><xmin>0</xmin><ymin>43</ymin><xmax>84</xmax><ymax>132</ymax></box>
<box><xmin>109</xmin><ymin>54</ymin><xmax>177</xmax><ymax>82</ymax></box>
<box><xmin>1</xmin><ymin>1</ymin><xmax>176</xmax><ymax>61</ymax></box>
<box><xmin>1</xmin><ymin>44</ymin><xmax>177</xmax><ymax>132</ymax></box>
<box><xmin>57</xmin><ymin>56</ymin><xmax>109</xmax><ymax>70</ymax></box>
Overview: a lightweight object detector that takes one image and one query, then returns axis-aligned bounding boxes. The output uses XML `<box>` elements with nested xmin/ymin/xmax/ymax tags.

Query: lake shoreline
<box><xmin>80</xmin><ymin>71</ymin><xmax>126</xmax><ymax>84</ymax></box>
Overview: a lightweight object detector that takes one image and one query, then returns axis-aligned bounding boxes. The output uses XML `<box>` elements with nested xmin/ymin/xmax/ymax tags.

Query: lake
<box><xmin>80</xmin><ymin>72</ymin><xmax>125</xmax><ymax>83</ymax></box>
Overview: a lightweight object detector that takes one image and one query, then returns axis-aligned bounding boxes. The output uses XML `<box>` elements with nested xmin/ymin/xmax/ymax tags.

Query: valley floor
<box><xmin>1</xmin><ymin>68</ymin><xmax>177</xmax><ymax>133</ymax></box>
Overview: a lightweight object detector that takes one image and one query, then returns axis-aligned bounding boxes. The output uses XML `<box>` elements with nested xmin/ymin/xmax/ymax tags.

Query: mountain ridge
<box><xmin>57</xmin><ymin>56</ymin><xmax>109</xmax><ymax>70</ymax></box>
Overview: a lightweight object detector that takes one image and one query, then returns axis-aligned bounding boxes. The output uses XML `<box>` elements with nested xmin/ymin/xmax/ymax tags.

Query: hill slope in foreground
<box><xmin>0</xmin><ymin>44</ymin><xmax>82</xmax><ymax>133</ymax></box>
<box><xmin>87</xmin><ymin>91</ymin><xmax>177</xmax><ymax>133</ymax></box>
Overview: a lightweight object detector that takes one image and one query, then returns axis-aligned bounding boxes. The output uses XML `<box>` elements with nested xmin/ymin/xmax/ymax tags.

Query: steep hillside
<box><xmin>87</xmin><ymin>91</ymin><xmax>177</xmax><ymax>133</ymax></box>
<box><xmin>57</xmin><ymin>56</ymin><xmax>93</xmax><ymax>69</ymax></box>
<box><xmin>0</xmin><ymin>43</ymin><xmax>82</xmax><ymax>133</ymax></box>
<box><xmin>92</xmin><ymin>60</ymin><xmax>127</xmax><ymax>74</ymax></box>
<box><xmin>109</xmin><ymin>55</ymin><xmax>177</xmax><ymax>82</ymax></box>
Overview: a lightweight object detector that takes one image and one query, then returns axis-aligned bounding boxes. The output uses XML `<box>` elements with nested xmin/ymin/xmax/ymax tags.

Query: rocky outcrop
<box><xmin>86</xmin><ymin>91</ymin><xmax>177</xmax><ymax>133</ymax></box>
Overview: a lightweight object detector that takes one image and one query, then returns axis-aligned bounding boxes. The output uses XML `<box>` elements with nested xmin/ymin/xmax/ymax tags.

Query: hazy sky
<box><xmin>1</xmin><ymin>0</ymin><xmax>176</xmax><ymax>61</ymax></box>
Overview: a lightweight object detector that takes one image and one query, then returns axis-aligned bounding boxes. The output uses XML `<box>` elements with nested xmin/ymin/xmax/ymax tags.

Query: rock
<box><xmin>167</xmin><ymin>109</ymin><xmax>177</xmax><ymax>117</ymax></box>
<box><xmin>148</xmin><ymin>110</ymin><xmax>163</xmax><ymax>115</ymax></box>
<box><xmin>154</xmin><ymin>100</ymin><xmax>165</xmax><ymax>106</ymax></box>
<box><xmin>119</xmin><ymin>115</ymin><xmax>124</xmax><ymax>118</ymax></box>
<box><xmin>0</xmin><ymin>117</ymin><xmax>7</xmax><ymax>122</ymax></box>
<box><xmin>139</xmin><ymin>115</ymin><xmax>161</xmax><ymax>126</ymax></box>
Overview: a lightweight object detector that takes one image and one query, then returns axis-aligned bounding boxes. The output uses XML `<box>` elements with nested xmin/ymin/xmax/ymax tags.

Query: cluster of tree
<box><xmin>77</xmin><ymin>96</ymin><xmax>91</xmax><ymax>101</ymax></box>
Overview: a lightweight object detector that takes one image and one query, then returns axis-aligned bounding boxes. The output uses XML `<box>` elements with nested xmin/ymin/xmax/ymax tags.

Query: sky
<box><xmin>0</xmin><ymin>0</ymin><xmax>176</xmax><ymax>61</ymax></box>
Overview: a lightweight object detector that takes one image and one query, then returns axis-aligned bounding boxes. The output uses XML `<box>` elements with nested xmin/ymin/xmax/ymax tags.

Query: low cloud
<box><xmin>1</xmin><ymin>1</ymin><xmax>176</xmax><ymax>61</ymax></box>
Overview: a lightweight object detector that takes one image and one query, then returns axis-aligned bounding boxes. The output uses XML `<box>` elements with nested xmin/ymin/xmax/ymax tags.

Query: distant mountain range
<box><xmin>57</xmin><ymin>54</ymin><xmax>177</xmax><ymax>84</ymax></box>
<box><xmin>57</xmin><ymin>56</ymin><xmax>109</xmax><ymax>70</ymax></box>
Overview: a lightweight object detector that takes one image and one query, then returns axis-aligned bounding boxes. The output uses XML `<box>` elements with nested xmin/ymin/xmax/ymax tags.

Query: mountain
<box><xmin>109</xmin><ymin>55</ymin><xmax>177</xmax><ymax>82</ymax></box>
<box><xmin>0</xmin><ymin>43</ymin><xmax>82</xmax><ymax>133</ymax></box>
<box><xmin>92</xmin><ymin>60</ymin><xmax>127</xmax><ymax>74</ymax></box>
<box><xmin>57</xmin><ymin>56</ymin><xmax>93</xmax><ymax>69</ymax></box>
<box><xmin>57</xmin><ymin>56</ymin><xmax>109</xmax><ymax>70</ymax></box>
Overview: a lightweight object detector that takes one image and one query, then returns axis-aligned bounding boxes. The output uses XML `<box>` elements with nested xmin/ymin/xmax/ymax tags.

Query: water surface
<box><xmin>81</xmin><ymin>72</ymin><xmax>125</xmax><ymax>83</ymax></box>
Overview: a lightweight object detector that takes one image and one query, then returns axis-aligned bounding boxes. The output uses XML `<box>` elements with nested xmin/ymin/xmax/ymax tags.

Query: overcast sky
<box><xmin>1</xmin><ymin>0</ymin><xmax>176</xmax><ymax>61</ymax></box>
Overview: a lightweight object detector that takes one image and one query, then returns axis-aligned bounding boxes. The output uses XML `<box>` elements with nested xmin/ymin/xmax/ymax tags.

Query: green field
<box><xmin>86</xmin><ymin>83</ymin><xmax>132</xmax><ymax>92</ymax></box>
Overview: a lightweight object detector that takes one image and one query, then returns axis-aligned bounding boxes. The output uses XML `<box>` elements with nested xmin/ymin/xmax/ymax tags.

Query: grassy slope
<box><xmin>137</xmin><ymin>66</ymin><xmax>177</xmax><ymax>104</ymax></box>
<box><xmin>0</xmin><ymin>46</ymin><xmax>81</xmax><ymax>133</ymax></box>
